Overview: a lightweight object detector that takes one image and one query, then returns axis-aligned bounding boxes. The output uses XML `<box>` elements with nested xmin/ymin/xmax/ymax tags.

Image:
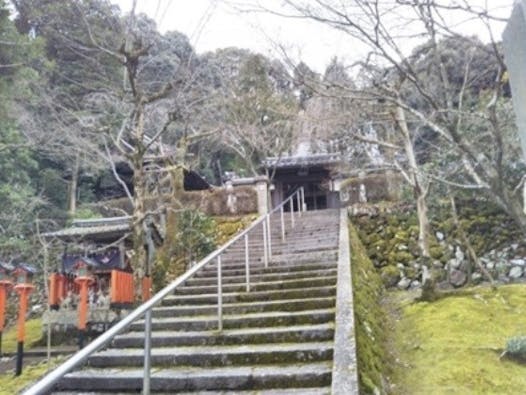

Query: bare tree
<box><xmin>244</xmin><ymin>0</ymin><xmax>520</xmax><ymax>296</ymax></box>
<box><xmin>14</xmin><ymin>0</ymin><xmax>217</xmax><ymax>298</ymax></box>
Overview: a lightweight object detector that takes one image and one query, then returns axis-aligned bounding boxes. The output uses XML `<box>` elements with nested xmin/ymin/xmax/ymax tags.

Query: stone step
<box><xmin>45</xmin><ymin>209</ymin><xmax>343</xmax><ymax>394</ymax></box>
<box><xmin>224</xmin><ymin>235</ymin><xmax>339</xmax><ymax>250</ymax></box>
<box><xmin>112</xmin><ymin>323</ymin><xmax>334</xmax><ymax>348</ymax></box>
<box><xmin>88</xmin><ymin>341</ymin><xmax>333</xmax><ymax>368</ymax></box>
<box><xmin>269</xmin><ymin>250</ymin><xmax>338</xmax><ymax>265</ymax></box>
<box><xmin>184</xmin><ymin>268</ymin><xmax>338</xmax><ymax>286</ymax></box>
<box><xmin>236</xmin><ymin>223</ymin><xmax>337</xmax><ymax>234</ymax></box>
<box><xmin>224</xmin><ymin>231</ymin><xmax>338</xmax><ymax>243</ymax></box>
<box><xmin>197</xmin><ymin>256</ymin><xmax>338</xmax><ymax>275</ymax></box>
<box><xmin>162</xmin><ymin>285</ymin><xmax>337</xmax><ymax>306</ymax></box>
<box><xmin>181</xmin><ymin>388</ymin><xmax>331</xmax><ymax>395</ymax></box>
<box><xmin>221</xmin><ymin>244</ymin><xmax>339</xmax><ymax>260</ymax></box>
<box><xmin>228</xmin><ymin>236</ymin><xmax>339</xmax><ymax>246</ymax></box>
<box><xmin>152</xmin><ymin>296</ymin><xmax>336</xmax><ymax>317</ymax></box>
<box><xmin>129</xmin><ymin>308</ymin><xmax>335</xmax><ymax>331</ymax></box>
<box><xmin>173</xmin><ymin>276</ymin><xmax>337</xmax><ymax>295</ymax></box>
<box><xmin>194</xmin><ymin>260</ymin><xmax>337</xmax><ymax>278</ymax></box>
<box><xmin>54</xmin><ymin>387</ymin><xmax>331</xmax><ymax>395</ymax></box>
<box><xmin>57</xmin><ymin>362</ymin><xmax>332</xmax><ymax>392</ymax></box>
<box><xmin>222</xmin><ymin>248</ymin><xmax>337</xmax><ymax>260</ymax></box>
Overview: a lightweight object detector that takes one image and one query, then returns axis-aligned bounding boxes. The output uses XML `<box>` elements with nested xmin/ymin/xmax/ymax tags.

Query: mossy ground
<box><xmin>0</xmin><ymin>357</ymin><xmax>63</xmax><ymax>395</ymax></box>
<box><xmin>0</xmin><ymin>318</ymin><xmax>62</xmax><ymax>394</ymax></box>
<box><xmin>389</xmin><ymin>284</ymin><xmax>526</xmax><ymax>394</ymax></box>
<box><xmin>2</xmin><ymin>318</ymin><xmax>42</xmax><ymax>353</ymax></box>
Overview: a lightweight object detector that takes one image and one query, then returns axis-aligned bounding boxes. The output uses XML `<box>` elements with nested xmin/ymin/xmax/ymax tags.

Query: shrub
<box><xmin>505</xmin><ymin>336</ymin><xmax>526</xmax><ymax>361</ymax></box>
<box><xmin>153</xmin><ymin>209</ymin><xmax>216</xmax><ymax>289</ymax></box>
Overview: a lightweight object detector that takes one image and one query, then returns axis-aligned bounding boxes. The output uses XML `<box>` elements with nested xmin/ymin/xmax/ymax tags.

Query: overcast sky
<box><xmin>112</xmin><ymin>0</ymin><xmax>515</xmax><ymax>73</ymax></box>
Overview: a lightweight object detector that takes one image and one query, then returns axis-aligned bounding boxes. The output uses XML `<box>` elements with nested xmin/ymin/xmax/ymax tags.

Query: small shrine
<box><xmin>43</xmin><ymin>216</ymin><xmax>163</xmax><ymax>337</ymax></box>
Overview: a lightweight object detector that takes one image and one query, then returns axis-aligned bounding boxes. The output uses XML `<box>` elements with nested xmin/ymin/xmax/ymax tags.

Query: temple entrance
<box><xmin>281</xmin><ymin>181</ymin><xmax>328</xmax><ymax>211</ymax></box>
<box><xmin>266</xmin><ymin>156</ymin><xmax>341</xmax><ymax>211</ymax></box>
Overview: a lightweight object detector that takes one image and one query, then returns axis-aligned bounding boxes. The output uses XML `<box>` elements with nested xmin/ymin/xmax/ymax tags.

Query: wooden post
<box><xmin>14</xmin><ymin>283</ymin><xmax>34</xmax><ymax>376</ymax></box>
<box><xmin>142</xmin><ymin>276</ymin><xmax>152</xmax><ymax>301</ymax></box>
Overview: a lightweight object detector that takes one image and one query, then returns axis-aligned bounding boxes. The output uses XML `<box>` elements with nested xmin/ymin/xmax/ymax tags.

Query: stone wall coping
<box><xmin>332</xmin><ymin>209</ymin><xmax>359</xmax><ymax>394</ymax></box>
<box><xmin>229</xmin><ymin>176</ymin><xmax>269</xmax><ymax>186</ymax></box>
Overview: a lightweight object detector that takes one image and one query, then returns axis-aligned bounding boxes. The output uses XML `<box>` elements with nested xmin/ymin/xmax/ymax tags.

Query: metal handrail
<box><xmin>23</xmin><ymin>187</ymin><xmax>305</xmax><ymax>395</ymax></box>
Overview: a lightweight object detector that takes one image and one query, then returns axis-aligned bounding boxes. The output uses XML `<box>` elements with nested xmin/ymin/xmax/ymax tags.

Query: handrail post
<box><xmin>290</xmin><ymin>199</ymin><xmax>295</xmax><ymax>228</ymax></box>
<box><xmin>280</xmin><ymin>205</ymin><xmax>285</xmax><ymax>241</ymax></box>
<box><xmin>302</xmin><ymin>188</ymin><xmax>306</xmax><ymax>212</ymax></box>
<box><xmin>143</xmin><ymin>309</ymin><xmax>152</xmax><ymax>394</ymax></box>
<box><xmin>262</xmin><ymin>220</ymin><xmax>269</xmax><ymax>268</ymax></box>
<box><xmin>266</xmin><ymin>214</ymin><xmax>272</xmax><ymax>259</ymax></box>
<box><xmin>297</xmin><ymin>192</ymin><xmax>301</xmax><ymax>217</ymax></box>
<box><xmin>244</xmin><ymin>234</ymin><xmax>250</xmax><ymax>292</ymax></box>
<box><xmin>217</xmin><ymin>255</ymin><xmax>222</xmax><ymax>331</ymax></box>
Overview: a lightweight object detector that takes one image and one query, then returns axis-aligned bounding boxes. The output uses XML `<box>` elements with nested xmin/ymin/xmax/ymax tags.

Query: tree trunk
<box><xmin>131</xmin><ymin>106</ymin><xmax>147</xmax><ymax>300</ymax></box>
<box><xmin>498</xmin><ymin>185</ymin><xmax>526</xmax><ymax>233</ymax></box>
<box><xmin>416</xmin><ymin>192</ymin><xmax>430</xmax><ymax>257</ymax></box>
<box><xmin>68</xmin><ymin>152</ymin><xmax>80</xmax><ymax>216</ymax></box>
<box><xmin>395</xmin><ymin>101</ymin><xmax>437</xmax><ymax>300</ymax></box>
<box><xmin>396</xmin><ymin>102</ymin><xmax>430</xmax><ymax>257</ymax></box>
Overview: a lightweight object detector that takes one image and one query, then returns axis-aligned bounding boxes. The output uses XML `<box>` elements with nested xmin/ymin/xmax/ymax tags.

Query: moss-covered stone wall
<box><xmin>87</xmin><ymin>186</ymin><xmax>258</xmax><ymax>218</ymax></box>
<box><xmin>177</xmin><ymin>187</ymin><xmax>258</xmax><ymax>216</ymax></box>
<box><xmin>214</xmin><ymin>214</ymin><xmax>258</xmax><ymax>245</ymax></box>
<box><xmin>340</xmin><ymin>172</ymin><xmax>402</xmax><ymax>205</ymax></box>
<box><xmin>352</xmin><ymin>201</ymin><xmax>525</xmax><ymax>289</ymax></box>
<box><xmin>349</xmin><ymin>219</ymin><xmax>391</xmax><ymax>394</ymax></box>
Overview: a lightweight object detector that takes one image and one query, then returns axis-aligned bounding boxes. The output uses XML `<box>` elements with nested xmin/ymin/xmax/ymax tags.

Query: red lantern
<box><xmin>13</xmin><ymin>263</ymin><xmax>36</xmax><ymax>376</ymax></box>
<box><xmin>0</xmin><ymin>262</ymin><xmax>14</xmax><ymax>356</ymax></box>
<box><xmin>73</xmin><ymin>260</ymin><xmax>94</xmax><ymax>349</ymax></box>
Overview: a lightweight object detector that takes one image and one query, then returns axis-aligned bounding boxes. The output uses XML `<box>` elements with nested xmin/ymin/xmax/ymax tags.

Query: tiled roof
<box><xmin>43</xmin><ymin>217</ymin><xmax>131</xmax><ymax>241</ymax></box>
<box><xmin>262</xmin><ymin>153</ymin><xmax>341</xmax><ymax>169</ymax></box>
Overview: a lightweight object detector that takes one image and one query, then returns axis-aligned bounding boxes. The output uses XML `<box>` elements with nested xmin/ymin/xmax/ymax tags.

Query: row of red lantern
<box><xmin>0</xmin><ymin>264</ymin><xmax>36</xmax><ymax>376</ymax></box>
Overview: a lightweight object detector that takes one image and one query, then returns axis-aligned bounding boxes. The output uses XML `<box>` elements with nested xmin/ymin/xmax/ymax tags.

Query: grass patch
<box><xmin>2</xmin><ymin>319</ymin><xmax>42</xmax><ymax>353</ymax></box>
<box><xmin>0</xmin><ymin>319</ymin><xmax>60</xmax><ymax>395</ymax></box>
<box><xmin>0</xmin><ymin>357</ymin><xmax>63</xmax><ymax>394</ymax></box>
<box><xmin>390</xmin><ymin>284</ymin><xmax>526</xmax><ymax>394</ymax></box>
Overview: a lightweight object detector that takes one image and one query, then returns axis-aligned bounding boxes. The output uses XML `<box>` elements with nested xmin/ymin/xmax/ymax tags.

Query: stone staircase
<box><xmin>53</xmin><ymin>209</ymin><xmax>344</xmax><ymax>394</ymax></box>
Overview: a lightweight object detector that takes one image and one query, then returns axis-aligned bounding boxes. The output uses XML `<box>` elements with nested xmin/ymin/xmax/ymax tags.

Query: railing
<box><xmin>23</xmin><ymin>187</ymin><xmax>305</xmax><ymax>395</ymax></box>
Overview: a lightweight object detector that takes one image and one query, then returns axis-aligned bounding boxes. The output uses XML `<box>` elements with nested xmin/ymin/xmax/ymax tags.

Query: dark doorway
<box><xmin>270</xmin><ymin>165</ymin><xmax>336</xmax><ymax>210</ymax></box>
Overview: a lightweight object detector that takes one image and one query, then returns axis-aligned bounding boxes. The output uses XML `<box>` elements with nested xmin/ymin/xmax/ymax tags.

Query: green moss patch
<box><xmin>349</xmin><ymin>220</ymin><xmax>391</xmax><ymax>394</ymax></box>
<box><xmin>0</xmin><ymin>356</ymin><xmax>63</xmax><ymax>394</ymax></box>
<box><xmin>214</xmin><ymin>214</ymin><xmax>257</xmax><ymax>245</ymax></box>
<box><xmin>390</xmin><ymin>284</ymin><xmax>526</xmax><ymax>394</ymax></box>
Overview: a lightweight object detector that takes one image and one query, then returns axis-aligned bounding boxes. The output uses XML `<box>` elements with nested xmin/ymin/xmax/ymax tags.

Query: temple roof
<box><xmin>43</xmin><ymin>217</ymin><xmax>131</xmax><ymax>243</ymax></box>
<box><xmin>44</xmin><ymin>216</ymin><xmax>164</xmax><ymax>246</ymax></box>
<box><xmin>262</xmin><ymin>153</ymin><xmax>341</xmax><ymax>170</ymax></box>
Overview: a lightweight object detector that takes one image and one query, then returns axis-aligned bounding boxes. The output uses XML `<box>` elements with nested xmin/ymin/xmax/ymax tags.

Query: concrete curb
<box><xmin>331</xmin><ymin>209</ymin><xmax>359</xmax><ymax>394</ymax></box>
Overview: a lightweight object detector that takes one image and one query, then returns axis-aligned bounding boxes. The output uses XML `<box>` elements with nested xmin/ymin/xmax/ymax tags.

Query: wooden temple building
<box><xmin>43</xmin><ymin>216</ymin><xmax>163</xmax><ymax>333</ymax></box>
<box><xmin>263</xmin><ymin>152</ymin><xmax>342</xmax><ymax>211</ymax></box>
